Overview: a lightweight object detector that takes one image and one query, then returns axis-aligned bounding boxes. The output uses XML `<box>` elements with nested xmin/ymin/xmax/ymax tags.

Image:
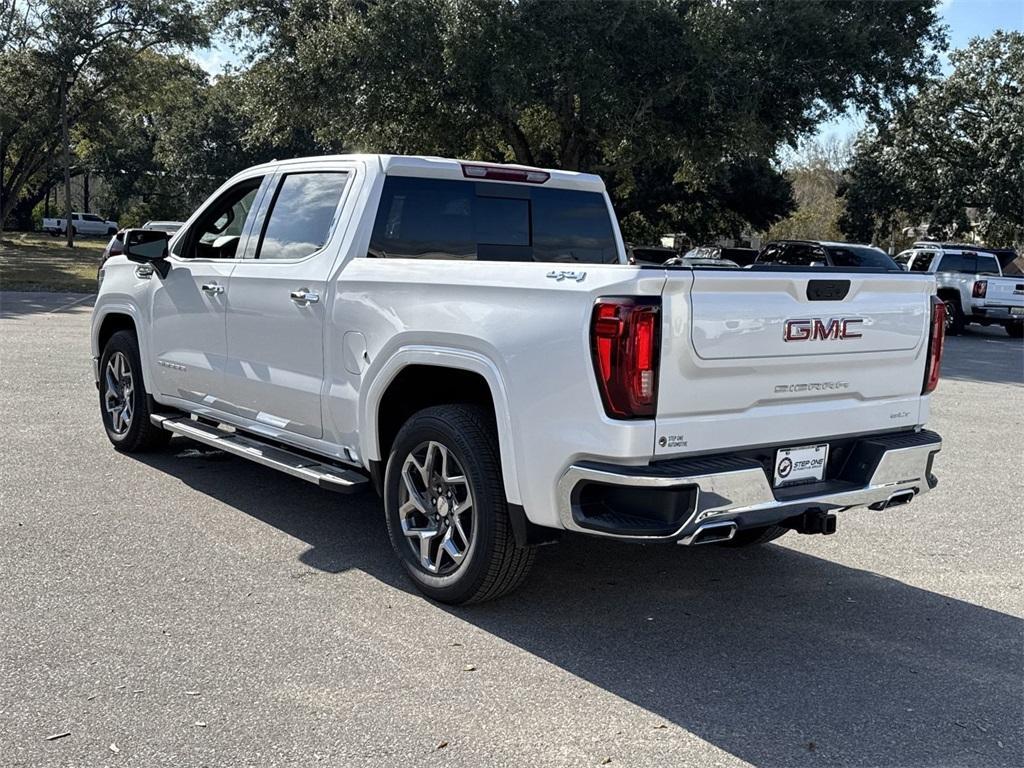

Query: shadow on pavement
<box><xmin>941</xmin><ymin>327</ymin><xmax>1023</xmax><ymax>386</ymax></box>
<box><xmin>0</xmin><ymin>290</ymin><xmax>95</xmax><ymax>319</ymax></box>
<box><xmin>134</xmin><ymin>441</ymin><xmax>1024</xmax><ymax>767</ymax></box>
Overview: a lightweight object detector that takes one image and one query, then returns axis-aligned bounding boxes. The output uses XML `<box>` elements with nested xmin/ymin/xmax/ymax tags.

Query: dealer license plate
<box><xmin>1010</xmin><ymin>306</ymin><xmax>1024</xmax><ymax>316</ymax></box>
<box><xmin>773</xmin><ymin>443</ymin><xmax>829</xmax><ymax>487</ymax></box>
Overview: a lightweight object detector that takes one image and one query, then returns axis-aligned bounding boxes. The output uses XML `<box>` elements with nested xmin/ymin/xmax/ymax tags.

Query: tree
<box><xmin>0</xmin><ymin>0</ymin><xmax>206</xmax><ymax>231</ymax></box>
<box><xmin>840</xmin><ymin>31</ymin><xmax>1024</xmax><ymax>247</ymax></box>
<box><xmin>77</xmin><ymin>58</ymin><xmax>292</xmax><ymax>223</ymax></box>
<box><xmin>211</xmin><ymin>0</ymin><xmax>945</xmax><ymax>241</ymax></box>
<box><xmin>767</xmin><ymin>138</ymin><xmax>852</xmax><ymax>242</ymax></box>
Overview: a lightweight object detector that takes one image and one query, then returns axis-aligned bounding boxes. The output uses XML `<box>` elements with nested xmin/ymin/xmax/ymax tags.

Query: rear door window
<box><xmin>936</xmin><ymin>253</ymin><xmax>977</xmax><ymax>274</ymax></box>
<box><xmin>369</xmin><ymin>177</ymin><xmax>617</xmax><ymax>263</ymax></box>
<box><xmin>256</xmin><ymin>172</ymin><xmax>349</xmax><ymax>260</ymax></box>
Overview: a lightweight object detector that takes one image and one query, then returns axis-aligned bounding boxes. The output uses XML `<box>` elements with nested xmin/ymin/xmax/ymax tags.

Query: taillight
<box><xmin>461</xmin><ymin>163</ymin><xmax>549</xmax><ymax>184</ymax></box>
<box><xmin>972</xmin><ymin>280</ymin><xmax>987</xmax><ymax>298</ymax></box>
<box><xmin>591</xmin><ymin>298</ymin><xmax>660</xmax><ymax>418</ymax></box>
<box><xmin>923</xmin><ymin>296</ymin><xmax>945</xmax><ymax>394</ymax></box>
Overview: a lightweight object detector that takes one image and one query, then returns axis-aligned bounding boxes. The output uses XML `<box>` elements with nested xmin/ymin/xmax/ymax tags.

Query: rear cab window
<box><xmin>975</xmin><ymin>254</ymin><xmax>1001</xmax><ymax>276</ymax></box>
<box><xmin>369</xmin><ymin>176</ymin><xmax>618</xmax><ymax>263</ymax></box>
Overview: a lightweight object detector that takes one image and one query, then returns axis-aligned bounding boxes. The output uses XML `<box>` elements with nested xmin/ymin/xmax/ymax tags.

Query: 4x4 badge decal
<box><xmin>546</xmin><ymin>270</ymin><xmax>587</xmax><ymax>283</ymax></box>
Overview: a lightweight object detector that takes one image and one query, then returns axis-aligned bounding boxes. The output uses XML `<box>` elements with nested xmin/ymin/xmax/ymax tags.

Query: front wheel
<box><xmin>98</xmin><ymin>331</ymin><xmax>171</xmax><ymax>452</ymax></box>
<box><xmin>384</xmin><ymin>404</ymin><xmax>535</xmax><ymax>604</ymax></box>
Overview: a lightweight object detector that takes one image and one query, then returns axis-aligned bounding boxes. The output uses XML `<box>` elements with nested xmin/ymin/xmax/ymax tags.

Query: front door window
<box><xmin>173</xmin><ymin>179</ymin><xmax>262</xmax><ymax>260</ymax></box>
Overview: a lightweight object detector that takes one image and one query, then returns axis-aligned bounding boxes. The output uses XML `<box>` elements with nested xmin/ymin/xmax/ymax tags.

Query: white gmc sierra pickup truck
<box><xmin>91</xmin><ymin>154</ymin><xmax>945</xmax><ymax>603</ymax></box>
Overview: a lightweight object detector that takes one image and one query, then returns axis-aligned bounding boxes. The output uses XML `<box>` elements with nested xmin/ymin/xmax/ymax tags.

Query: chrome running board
<box><xmin>151</xmin><ymin>415</ymin><xmax>369</xmax><ymax>494</ymax></box>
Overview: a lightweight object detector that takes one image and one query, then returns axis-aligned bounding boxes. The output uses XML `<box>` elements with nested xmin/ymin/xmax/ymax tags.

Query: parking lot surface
<box><xmin>1</xmin><ymin>291</ymin><xmax>1022</xmax><ymax>767</ymax></box>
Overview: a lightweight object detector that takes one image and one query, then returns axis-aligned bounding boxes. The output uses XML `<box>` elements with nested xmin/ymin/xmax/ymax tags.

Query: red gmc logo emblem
<box><xmin>784</xmin><ymin>318</ymin><xmax>863</xmax><ymax>342</ymax></box>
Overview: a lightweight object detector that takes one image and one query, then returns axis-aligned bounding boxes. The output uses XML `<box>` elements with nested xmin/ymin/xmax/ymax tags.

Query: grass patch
<box><xmin>0</xmin><ymin>231</ymin><xmax>108</xmax><ymax>292</ymax></box>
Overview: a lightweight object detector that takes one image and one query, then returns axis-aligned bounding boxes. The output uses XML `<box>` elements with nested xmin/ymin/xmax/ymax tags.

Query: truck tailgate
<box><xmin>984</xmin><ymin>277</ymin><xmax>1024</xmax><ymax>309</ymax></box>
<box><xmin>655</xmin><ymin>270</ymin><xmax>935</xmax><ymax>457</ymax></box>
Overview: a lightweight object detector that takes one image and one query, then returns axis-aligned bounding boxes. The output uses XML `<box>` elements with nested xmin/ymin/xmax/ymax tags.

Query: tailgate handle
<box><xmin>807</xmin><ymin>280</ymin><xmax>850</xmax><ymax>301</ymax></box>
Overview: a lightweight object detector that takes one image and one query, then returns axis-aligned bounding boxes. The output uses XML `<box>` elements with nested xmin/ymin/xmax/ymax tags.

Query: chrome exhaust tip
<box><xmin>680</xmin><ymin>521</ymin><xmax>737</xmax><ymax>546</ymax></box>
<box><xmin>869</xmin><ymin>489</ymin><xmax>916</xmax><ymax>511</ymax></box>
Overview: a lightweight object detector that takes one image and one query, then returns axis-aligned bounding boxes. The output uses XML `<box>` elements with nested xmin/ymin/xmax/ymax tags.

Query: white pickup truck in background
<box><xmin>897</xmin><ymin>243</ymin><xmax>1024</xmax><ymax>337</ymax></box>
<box><xmin>91</xmin><ymin>154</ymin><xmax>945</xmax><ymax>603</ymax></box>
<box><xmin>43</xmin><ymin>212</ymin><xmax>119</xmax><ymax>237</ymax></box>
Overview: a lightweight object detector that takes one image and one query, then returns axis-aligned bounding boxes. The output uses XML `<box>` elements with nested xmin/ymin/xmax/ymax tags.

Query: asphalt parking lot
<box><xmin>1</xmin><ymin>291</ymin><xmax>1022</xmax><ymax>768</ymax></box>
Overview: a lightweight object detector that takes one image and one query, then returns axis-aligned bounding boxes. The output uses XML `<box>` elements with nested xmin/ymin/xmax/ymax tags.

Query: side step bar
<box><xmin>151</xmin><ymin>415</ymin><xmax>369</xmax><ymax>494</ymax></box>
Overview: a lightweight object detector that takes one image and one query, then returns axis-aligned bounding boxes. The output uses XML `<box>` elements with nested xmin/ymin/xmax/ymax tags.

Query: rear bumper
<box><xmin>970</xmin><ymin>304</ymin><xmax>1023</xmax><ymax>321</ymax></box>
<box><xmin>556</xmin><ymin>429</ymin><xmax>941</xmax><ymax>542</ymax></box>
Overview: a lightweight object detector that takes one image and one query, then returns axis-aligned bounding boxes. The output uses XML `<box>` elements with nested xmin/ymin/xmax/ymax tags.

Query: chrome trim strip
<box><xmin>556</xmin><ymin>437</ymin><xmax>941</xmax><ymax>541</ymax></box>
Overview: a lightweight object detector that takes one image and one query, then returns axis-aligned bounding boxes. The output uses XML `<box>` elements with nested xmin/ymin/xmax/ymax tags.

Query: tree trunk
<box><xmin>61</xmin><ymin>76</ymin><xmax>74</xmax><ymax>249</ymax></box>
<box><xmin>83</xmin><ymin>170</ymin><xmax>90</xmax><ymax>212</ymax></box>
<box><xmin>503</xmin><ymin>120</ymin><xmax>535</xmax><ymax>167</ymax></box>
<box><xmin>0</xmin><ymin>131</ymin><xmax>5</xmax><ymax>236</ymax></box>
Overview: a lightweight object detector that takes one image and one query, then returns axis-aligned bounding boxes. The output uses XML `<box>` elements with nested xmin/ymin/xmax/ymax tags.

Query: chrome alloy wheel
<box><xmin>398</xmin><ymin>440</ymin><xmax>475</xmax><ymax>575</ymax></box>
<box><xmin>103</xmin><ymin>351</ymin><xmax>135</xmax><ymax>435</ymax></box>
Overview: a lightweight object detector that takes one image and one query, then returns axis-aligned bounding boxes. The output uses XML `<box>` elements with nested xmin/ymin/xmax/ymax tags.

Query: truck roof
<box><xmin>767</xmin><ymin>239</ymin><xmax>883</xmax><ymax>250</ymax></box>
<box><xmin>248</xmin><ymin>153</ymin><xmax>606</xmax><ymax>193</ymax></box>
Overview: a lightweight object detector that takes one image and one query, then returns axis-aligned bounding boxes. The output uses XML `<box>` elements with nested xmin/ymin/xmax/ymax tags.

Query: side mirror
<box><xmin>123</xmin><ymin>229</ymin><xmax>169</xmax><ymax>263</ymax></box>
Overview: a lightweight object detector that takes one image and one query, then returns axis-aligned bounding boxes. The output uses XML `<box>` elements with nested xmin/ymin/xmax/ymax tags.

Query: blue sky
<box><xmin>194</xmin><ymin>0</ymin><xmax>1024</xmax><ymax>145</ymax></box>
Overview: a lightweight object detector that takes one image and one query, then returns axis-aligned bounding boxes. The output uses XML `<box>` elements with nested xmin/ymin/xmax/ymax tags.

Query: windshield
<box><xmin>826</xmin><ymin>245</ymin><xmax>898</xmax><ymax>269</ymax></box>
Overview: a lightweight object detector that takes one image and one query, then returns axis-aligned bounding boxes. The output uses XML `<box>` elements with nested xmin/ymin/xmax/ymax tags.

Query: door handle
<box><xmin>290</xmin><ymin>289</ymin><xmax>320</xmax><ymax>304</ymax></box>
<box><xmin>201</xmin><ymin>282</ymin><xmax>225</xmax><ymax>295</ymax></box>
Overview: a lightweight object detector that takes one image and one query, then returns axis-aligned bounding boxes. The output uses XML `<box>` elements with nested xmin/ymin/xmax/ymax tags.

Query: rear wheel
<box><xmin>942</xmin><ymin>296</ymin><xmax>965</xmax><ymax>335</ymax></box>
<box><xmin>718</xmin><ymin>524</ymin><xmax>788</xmax><ymax>547</ymax></box>
<box><xmin>98</xmin><ymin>331</ymin><xmax>171</xmax><ymax>452</ymax></box>
<box><xmin>384</xmin><ymin>404</ymin><xmax>535</xmax><ymax>604</ymax></box>
<box><xmin>1004</xmin><ymin>321</ymin><xmax>1023</xmax><ymax>339</ymax></box>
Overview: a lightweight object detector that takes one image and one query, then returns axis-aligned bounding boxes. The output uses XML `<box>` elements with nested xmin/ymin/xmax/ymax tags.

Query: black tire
<box><xmin>718</xmin><ymin>524</ymin><xmax>788</xmax><ymax>548</ymax></box>
<box><xmin>942</xmin><ymin>296</ymin><xmax>965</xmax><ymax>335</ymax></box>
<box><xmin>384</xmin><ymin>404</ymin><xmax>535</xmax><ymax>604</ymax></box>
<box><xmin>1004</xmin><ymin>321</ymin><xmax>1023</xmax><ymax>339</ymax></box>
<box><xmin>98</xmin><ymin>330</ymin><xmax>171</xmax><ymax>452</ymax></box>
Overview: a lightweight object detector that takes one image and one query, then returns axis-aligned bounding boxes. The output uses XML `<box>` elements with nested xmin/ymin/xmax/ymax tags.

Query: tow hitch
<box><xmin>784</xmin><ymin>509</ymin><xmax>837</xmax><ymax>536</ymax></box>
